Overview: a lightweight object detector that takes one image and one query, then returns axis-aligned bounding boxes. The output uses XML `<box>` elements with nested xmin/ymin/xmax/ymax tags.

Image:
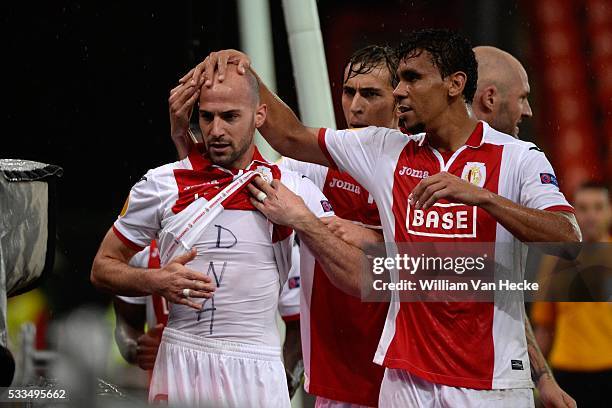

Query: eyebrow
<box><xmin>358</xmin><ymin>87</ymin><xmax>382</xmax><ymax>93</ymax></box>
<box><xmin>199</xmin><ymin>109</ymin><xmax>242</xmax><ymax>115</ymax></box>
<box><xmin>398</xmin><ymin>68</ymin><xmax>421</xmax><ymax>80</ymax></box>
<box><xmin>343</xmin><ymin>86</ymin><xmax>382</xmax><ymax>93</ymax></box>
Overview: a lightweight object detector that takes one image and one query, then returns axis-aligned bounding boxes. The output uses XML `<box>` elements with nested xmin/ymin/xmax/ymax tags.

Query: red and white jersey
<box><xmin>113</xmin><ymin>148</ymin><xmax>333</xmax><ymax>348</ymax></box>
<box><xmin>282</xmin><ymin>158</ymin><xmax>388</xmax><ymax>406</ymax></box>
<box><xmin>318</xmin><ymin>121</ymin><xmax>573</xmax><ymax>390</ymax></box>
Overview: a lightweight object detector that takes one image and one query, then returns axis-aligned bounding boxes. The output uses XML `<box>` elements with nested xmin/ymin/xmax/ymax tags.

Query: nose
<box><xmin>210</xmin><ymin>116</ymin><xmax>224</xmax><ymax>137</ymax></box>
<box><xmin>522</xmin><ymin>99</ymin><xmax>533</xmax><ymax>118</ymax></box>
<box><xmin>350</xmin><ymin>93</ymin><xmax>365</xmax><ymax>115</ymax></box>
<box><xmin>393</xmin><ymin>81</ymin><xmax>406</xmax><ymax>100</ymax></box>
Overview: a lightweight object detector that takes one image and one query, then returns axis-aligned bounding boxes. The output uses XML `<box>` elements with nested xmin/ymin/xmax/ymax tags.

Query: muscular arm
<box><xmin>479</xmin><ymin>193</ymin><xmax>580</xmax><ymax>243</ymax></box>
<box><xmin>525</xmin><ymin>315</ymin><xmax>554</xmax><ymax>385</ymax></box>
<box><xmin>293</xmin><ymin>213</ymin><xmax>365</xmax><ymax>296</ymax></box>
<box><xmin>534</xmin><ymin>320</ymin><xmax>555</xmax><ymax>358</ymax></box>
<box><xmin>91</xmin><ymin>229</ymin><xmax>151</xmax><ymax>296</ymax></box>
<box><xmin>248</xmin><ymin>178</ymin><xmax>366</xmax><ymax>296</ymax></box>
<box><xmin>321</xmin><ymin>216</ymin><xmax>384</xmax><ymax>251</ymax></box>
<box><xmin>527</xmin><ymin>314</ymin><xmax>576</xmax><ymax>407</ymax></box>
<box><xmin>255</xmin><ymin>70</ymin><xmax>329</xmax><ymax>167</ymax></box>
<box><xmin>91</xmin><ymin>229</ymin><xmax>214</xmax><ymax>309</ymax></box>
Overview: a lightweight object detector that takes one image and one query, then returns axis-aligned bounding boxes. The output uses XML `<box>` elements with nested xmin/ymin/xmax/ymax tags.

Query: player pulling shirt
<box><xmin>113</xmin><ymin>148</ymin><xmax>333</xmax><ymax>407</ymax></box>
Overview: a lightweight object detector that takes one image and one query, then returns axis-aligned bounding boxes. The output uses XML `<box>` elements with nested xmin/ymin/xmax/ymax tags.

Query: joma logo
<box><xmin>398</xmin><ymin>166</ymin><xmax>429</xmax><ymax>179</ymax></box>
<box><xmin>329</xmin><ymin>178</ymin><xmax>361</xmax><ymax>194</ymax></box>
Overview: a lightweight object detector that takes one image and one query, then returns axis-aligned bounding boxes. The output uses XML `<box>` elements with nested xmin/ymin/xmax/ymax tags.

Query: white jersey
<box><xmin>113</xmin><ymin>148</ymin><xmax>333</xmax><ymax>348</ymax></box>
<box><xmin>318</xmin><ymin>121</ymin><xmax>573</xmax><ymax>390</ymax></box>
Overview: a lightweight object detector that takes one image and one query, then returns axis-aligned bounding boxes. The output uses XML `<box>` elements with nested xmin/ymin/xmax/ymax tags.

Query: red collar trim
<box><xmin>464</xmin><ymin>121</ymin><xmax>484</xmax><ymax>148</ymax></box>
<box><xmin>419</xmin><ymin>121</ymin><xmax>485</xmax><ymax>149</ymax></box>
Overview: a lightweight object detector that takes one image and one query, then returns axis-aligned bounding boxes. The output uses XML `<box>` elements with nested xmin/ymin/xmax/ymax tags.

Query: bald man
<box><xmin>473</xmin><ymin>46</ymin><xmax>533</xmax><ymax>138</ymax></box>
<box><xmin>91</xmin><ymin>65</ymin><xmax>363</xmax><ymax>407</ymax></box>
<box><xmin>472</xmin><ymin>46</ymin><xmax>576</xmax><ymax>408</ymax></box>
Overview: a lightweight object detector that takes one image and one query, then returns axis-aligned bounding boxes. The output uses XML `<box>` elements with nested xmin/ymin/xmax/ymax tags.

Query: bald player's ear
<box><xmin>255</xmin><ymin>103</ymin><xmax>267</xmax><ymax>128</ymax></box>
<box><xmin>479</xmin><ymin>85</ymin><xmax>497</xmax><ymax>113</ymax></box>
<box><xmin>447</xmin><ymin>71</ymin><xmax>467</xmax><ymax>100</ymax></box>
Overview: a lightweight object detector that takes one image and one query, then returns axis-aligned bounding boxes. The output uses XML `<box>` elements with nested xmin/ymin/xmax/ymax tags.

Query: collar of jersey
<box><xmin>418</xmin><ymin>120</ymin><xmax>485</xmax><ymax>149</ymax></box>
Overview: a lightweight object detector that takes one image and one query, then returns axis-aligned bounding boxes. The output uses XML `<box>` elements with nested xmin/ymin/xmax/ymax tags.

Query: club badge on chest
<box><xmin>461</xmin><ymin>162</ymin><xmax>486</xmax><ymax>188</ymax></box>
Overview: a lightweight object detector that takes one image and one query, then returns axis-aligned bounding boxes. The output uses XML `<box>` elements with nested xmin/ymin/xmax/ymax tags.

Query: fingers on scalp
<box><xmin>219</xmin><ymin>54</ymin><xmax>228</xmax><ymax>68</ymax></box>
<box><xmin>170</xmin><ymin>83</ymin><xmax>183</xmax><ymax>95</ymax></box>
<box><xmin>189</xmin><ymin>90</ymin><xmax>200</xmax><ymax>102</ymax></box>
<box><xmin>180</xmin><ymin>67</ymin><xmax>195</xmax><ymax>81</ymax></box>
<box><xmin>174</xmin><ymin>86</ymin><xmax>195</xmax><ymax>106</ymax></box>
<box><xmin>180</xmin><ymin>88</ymin><xmax>199</xmax><ymax>107</ymax></box>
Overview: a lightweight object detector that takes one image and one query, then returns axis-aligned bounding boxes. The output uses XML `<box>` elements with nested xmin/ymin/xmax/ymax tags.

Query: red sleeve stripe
<box><xmin>317</xmin><ymin>127</ymin><xmax>338</xmax><ymax>169</ymax></box>
<box><xmin>543</xmin><ymin>205</ymin><xmax>575</xmax><ymax>214</ymax></box>
<box><xmin>281</xmin><ymin>313</ymin><xmax>300</xmax><ymax>322</ymax></box>
<box><xmin>112</xmin><ymin>225</ymin><xmax>145</xmax><ymax>252</ymax></box>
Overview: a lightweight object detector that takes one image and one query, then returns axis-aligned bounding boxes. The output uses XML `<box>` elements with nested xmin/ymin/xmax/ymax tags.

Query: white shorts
<box><xmin>379</xmin><ymin>368</ymin><xmax>534</xmax><ymax>408</ymax></box>
<box><xmin>315</xmin><ymin>396</ymin><xmax>373</xmax><ymax>408</ymax></box>
<box><xmin>149</xmin><ymin>327</ymin><xmax>290</xmax><ymax>407</ymax></box>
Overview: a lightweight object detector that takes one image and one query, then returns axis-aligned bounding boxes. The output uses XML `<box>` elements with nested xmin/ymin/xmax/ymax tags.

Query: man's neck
<box><xmin>425</xmin><ymin>102</ymin><xmax>479</xmax><ymax>152</ymax></box>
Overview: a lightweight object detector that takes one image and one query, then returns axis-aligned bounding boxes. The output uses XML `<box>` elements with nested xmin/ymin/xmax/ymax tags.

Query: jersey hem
<box><xmin>382</xmin><ymin>357</ymin><xmax>535</xmax><ymax>390</ymax></box>
<box><xmin>383</xmin><ymin>357</ymin><xmax>494</xmax><ymax>389</ymax></box>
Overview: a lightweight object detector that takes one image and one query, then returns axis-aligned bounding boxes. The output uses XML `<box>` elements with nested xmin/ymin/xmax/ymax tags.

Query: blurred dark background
<box><xmin>3</xmin><ymin>0</ymin><xmax>610</xmax><ymax>314</ymax></box>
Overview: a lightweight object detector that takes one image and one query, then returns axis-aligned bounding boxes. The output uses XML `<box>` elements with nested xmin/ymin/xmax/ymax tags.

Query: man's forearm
<box><xmin>480</xmin><ymin>192</ymin><xmax>580</xmax><ymax>242</ymax></box>
<box><xmin>294</xmin><ymin>214</ymin><xmax>365</xmax><ymax>296</ymax></box>
<box><xmin>92</xmin><ymin>256</ymin><xmax>154</xmax><ymax>296</ymax></box>
<box><xmin>254</xmin><ymin>70</ymin><xmax>328</xmax><ymax>166</ymax></box>
<box><xmin>171</xmin><ymin>131</ymin><xmax>192</xmax><ymax>160</ymax></box>
<box><xmin>91</xmin><ymin>230</ymin><xmax>156</xmax><ymax>296</ymax></box>
<box><xmin>257</xmin><ymin>73</ymin><xmax>300</xmax><ymax>154</ymax></box>
<box><xmin>525</xmin><ymin>315</ymin><xmax>554</xmax><ymax>386</ymax></box>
